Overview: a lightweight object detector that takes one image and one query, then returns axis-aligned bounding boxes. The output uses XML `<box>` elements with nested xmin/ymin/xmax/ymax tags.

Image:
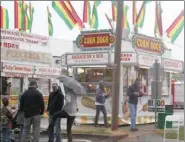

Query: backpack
<box><xmin>0</xmin><ymin>107</ymin><xmax>12</xmax><ymax>128</ymax></box>
<box><xmin>0</xmin><ymin>115</ymin><xmax>9</xmax><ymax>128</ymax></box>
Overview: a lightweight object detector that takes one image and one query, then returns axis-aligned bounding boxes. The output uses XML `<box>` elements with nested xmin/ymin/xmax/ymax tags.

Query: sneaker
<box><xmin>130</xmin><ymin>128</ymin><xmax>138</xmax><ymax>132</ymax></box>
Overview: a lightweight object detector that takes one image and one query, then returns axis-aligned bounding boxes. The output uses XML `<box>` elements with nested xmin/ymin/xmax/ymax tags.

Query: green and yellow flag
<box><xmin>47</xmin><ymin>6</ymin><xmax>53</xmax><ymax>36</ymax></box>
<box><xmin>90</xmin><ymin>1</ymin><xmax>101</xmax><ymax>29</ymax></box>
<box><xmin>136</xmin><ymin>1</ymin><xmax>150</xmax><ymax>28</ymax></box>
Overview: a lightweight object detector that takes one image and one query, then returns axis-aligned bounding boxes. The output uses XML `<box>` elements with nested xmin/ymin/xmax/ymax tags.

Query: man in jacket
<box><xmin>47</xmin><ymin>83</ymin><xmax>64</xmax><ymax>142</ymax></box>
<box><xmin>94</xmin><ymin>81</ymin><xmax>109</xmax><ymax>127</ymax></box>
<box><xmin>20</xmin><ymin>80</ymin><xmax>45</xmax><ymax>142</ymax></box>
<box><xmin>47</xmin><ymin>85</ymin><xmax>78</xmax><ymax>142</ymax></box>
<box><xmin>127</xmin><ymin>79</ymin><xmax>144</xmax><ymax>132</ymax></box>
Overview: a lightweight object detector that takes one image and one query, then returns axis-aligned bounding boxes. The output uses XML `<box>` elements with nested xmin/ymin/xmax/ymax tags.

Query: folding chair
<box><xmin>163</xmin><ymin>115</ymin><xmax>180</xmax><ymax>142</ymax></box>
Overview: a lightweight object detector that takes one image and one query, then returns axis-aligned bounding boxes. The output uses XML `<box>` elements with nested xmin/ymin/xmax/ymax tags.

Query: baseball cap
<box><xmin>29</xmin><ymin>80</ymin><xmax>38</xmax><ymax>87</ymax></box>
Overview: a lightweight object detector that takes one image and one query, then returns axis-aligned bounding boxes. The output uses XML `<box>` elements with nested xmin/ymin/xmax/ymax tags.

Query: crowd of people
<box><xmin>0</xmin><ymin>77</ymin><xmax>143</xmax><ymax>142</ymax></box>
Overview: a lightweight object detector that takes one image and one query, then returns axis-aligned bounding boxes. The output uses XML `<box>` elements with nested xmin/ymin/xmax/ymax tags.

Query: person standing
<box><xmin>48</xmin><ymin>86</ymin><xmax>78</xmax><ymax>142</ymax></box>
<box><xmin>127</xmin><ymin>79</ymin><xmax>144</xmax><ymax>131</ymax></box>
<box><xmin>94</xmin><ymin>81</ymin><xmax>109</xmax><ymax>127</ymax></box>
<box><xmin>20</xmin><ymin>80</ymin><xmax>45</xmax><ymax>142</ymax></box>
<box><xmin>47</xmin><ymin>83</ymin><xmax>64</xmax><ymax>142</ymax></box>
<box><xmin>1</xmin><ymin>97</ymin><xmax>13</xmax><ymax>142</ymax></box>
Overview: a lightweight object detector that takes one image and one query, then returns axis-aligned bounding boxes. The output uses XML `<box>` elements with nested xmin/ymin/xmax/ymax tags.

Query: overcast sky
<box><xmin>1</xmin><ymin>1</ymin><xmax>184</xmax><ymax>60</ymax></box>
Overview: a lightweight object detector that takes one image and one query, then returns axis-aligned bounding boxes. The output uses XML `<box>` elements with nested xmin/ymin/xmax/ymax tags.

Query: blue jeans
<box><xmin>1</xmin><ymin>127</ymin><xmax>11</xmax><ymax>142</ymax></box>
<box><xmin>129</xmin><ymin>103</ymin><xmax>137</xmax><ymax>129</ymax></box>
<box><xmin>21</xmin><ymin>115</ymin><xmax>41</xmax><ymax>142</ymax></box>
<box><xmin>49</xmin><ymin>116</ymin><xmax>61</xmax><ymax>142</ymax></box>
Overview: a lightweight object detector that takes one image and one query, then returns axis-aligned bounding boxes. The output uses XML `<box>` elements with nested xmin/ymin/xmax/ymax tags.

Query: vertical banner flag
<box><xmin>14</xmin><ymin>0</ymin><xmax>29</xmax><ymax>30</ymax></box>
<box><xmin>29</xmin><ymin>2</ymin><xmax>34</xmax><ymax>33</ymax></box>
<box><xmin>64</xmin><ymin>0</ymin><xmax>85</xmax><ymax>30</ymax></box>
<box><xmin>47</xmin><ymin>6</ymin><xmax>53</xmax><ymax>36</ymax></box>
<box><xmin>0</xmin><ymin>6</ymin><xmax>9</xmax><ymax>29</ymax></box>
<box><xmin>154</xmin><ymin>1</ymin><xmax>163</xmax><ymax>37</ymax></box>
<box><xmin>111</xmin><ymin>1</ymin><xmax>130</xmax><ymax>30</ymax></box>
<box><xmin>52</xmin><ymin>1</ymin><xmax>77</xmax><ymax>30</ymax></box>
<box><xmin>112</xmin><ymin>1</ymin><xmax>117</xmax><ymax>21</ymax></box>
<box><xmin>136</xmin><ymin>1</ymin><xmax>150</xmax><ymax>28</ymax></box>
<box><xmin>90</xmin><ymin>1</ymin><xmax>101</xmax><ymax>29</ymax></box>
<box><xmin>166</xmin><ymin>10</ymin><xmax>184</xmax><ymax>43</ymax></box>
<box><xmin>83</xmin><ymin>0</ymin><xmax>91</xmax><ymax>25</ymax></box>
<box><xmin>122</xmin><ymin>4</ymin><xmax>130</xmax><ymax>31</ymax></box>
<box><xmin>133</xmin><ymin>1</ymin><xmax>137</xmax><ymax>25</ymax></box>
<box><xmin>22</xmin><ymin>1</ymin><xmax>29</xmax><ymax>31</ymax></box>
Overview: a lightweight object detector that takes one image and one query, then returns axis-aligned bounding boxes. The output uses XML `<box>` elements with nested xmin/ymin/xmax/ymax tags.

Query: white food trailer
<box><xmin>61</xmin><ymin>30</ymin><xmax>183</xmax><ymax>125</ymax></box>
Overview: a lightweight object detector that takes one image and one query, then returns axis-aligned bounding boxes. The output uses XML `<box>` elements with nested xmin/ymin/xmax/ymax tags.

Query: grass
<box><xmin>157</xmin><ymin>127</ymin><xmax>184</xmax><ymax>140</ymax></box>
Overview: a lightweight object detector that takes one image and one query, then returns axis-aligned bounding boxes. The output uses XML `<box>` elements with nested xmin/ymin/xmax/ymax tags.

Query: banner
<box><xmin>138</xmin><ymin>53</ymin><xmax>161</xmax><ymax>67</ymax></box>
<box><xmin>67</xmin><ymin>52</ymin><xmax>109</xmax><ymax>65</ymax></box>
<box><xmin>163</xmin><ymin>59</ymin><xmax>183</xmax><ymax>72</ymax></box>
<box><xmin>34</xmin><ymin>66</ymin><xmax>61</xmax><ymax>76</ymax></box>
<box><xmin>3</xmin><ymin>63</ymin><xmax>33</xmax><ymax>74</ymax></box>
<box><xmin>111</xmin><ymin>52</ymin><xmax>137</xmax><ymax>64</ymax></box>
<box><xmin>0</xmin><ymin>41</ymin><xmax>20</xmax><ymax>49</ymax></box>
<box><xmin>1</xmin><ymin>48</ymin><xmax>52</xmax><ymax>64</ymax></box>
<box><xmin>1</xmin><ymin>29</ymin><xmax>49</xmax><ymax>46</ymax></box>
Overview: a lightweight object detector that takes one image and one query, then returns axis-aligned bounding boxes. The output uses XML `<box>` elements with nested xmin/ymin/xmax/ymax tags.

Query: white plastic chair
<box><xmin>163</xmin><ymin>115</ymin><xmax>180</xmax><ymax>142</ymax></box>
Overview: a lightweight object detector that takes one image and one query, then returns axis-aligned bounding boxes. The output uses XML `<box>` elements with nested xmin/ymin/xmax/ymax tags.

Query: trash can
<box><xmin>157</xmin><ymin>105</ymin><xmax>173</xmax><ymax>129</ymax></box>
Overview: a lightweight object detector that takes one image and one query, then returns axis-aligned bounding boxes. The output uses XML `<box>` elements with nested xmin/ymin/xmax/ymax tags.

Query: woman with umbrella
<box><xmin>47</xmin><ymin>70</ymin><xmax>86</xmax><ymax>142</ymax></box>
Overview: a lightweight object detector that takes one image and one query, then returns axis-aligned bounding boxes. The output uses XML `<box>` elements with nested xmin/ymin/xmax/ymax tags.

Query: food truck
<box><xmin>61</xmin><ymin>30</ymin><xmax>184</xmax><ymax>125</ymax></box>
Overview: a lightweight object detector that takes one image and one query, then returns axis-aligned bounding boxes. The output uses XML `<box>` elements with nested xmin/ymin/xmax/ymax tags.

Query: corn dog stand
<box><xmin>61</xmin><ymin>30</ymin><xmax>183</xmax><ymax>125</ymax></box>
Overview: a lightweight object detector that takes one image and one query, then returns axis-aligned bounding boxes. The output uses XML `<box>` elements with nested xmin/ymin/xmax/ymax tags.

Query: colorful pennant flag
<box><xmin>29</xmin><ymin>2</ymin><xmax>34</xmax><ymax>32</ymax></box>
<box><xmin>0</xmin><ymin>6</ymin><xmax>9</xmax><ymax>29</ymax></box>
<box><xmin>105</xmin><ymin>13</ymin><xmax>113</xmax><ymax>29</ymax></box>
<box><xmin>14</xmin><ymin>0</ymin><xmax>23</xmax><ymax>29</ymax></box>
<box><xmin>136</xmin><ymin>1</ymin><xmax>150</xmax><ymax>28</ymax></box>
<box><xmin>64</xmin><ymin>0</ymin><xmax>85</xmax><ymax>30</ymax></box>
<box><xmin>90</xmin><ymin>1</ymin><xmax>101</xmax><ymax>29</ymax></box>
<box><xmin>52</xmin><ymin>1</ymin><xmax>77</xmax><ymax>30</ymax></box>
<box><xmin>154</xmin><ymin>1</ymin><xmax>163</xmax><ymax>37</ymax></box>
<box><xmin>112</xmin><ymin>1</ymin><xmax>117</xmax><ymax>21</ymax></box>
<box><xmin>166</xmin><ymin>10</ymin><xmax>184</xmax><ymax>43</ymax></box>
<box><xmin>14</xmin><ymin>0</ymin><xmax>30</xmax><ymax>30</ymax></box>
<box><xmin>111</xmin><ymin>1</ymin><xmax>130</xmax><ymax>30</ymax></box>
<box><xmin>83</xmin><ymin>0</ymin><xmax>91</xmax><ymax>24</ymax></box>
<box><xmin>123</xmin><ymin>4</ymin><xmax>130</xmax><ymax>31</ymax></box>
<box><xmin>47</xmin><ymin>6</ymin><xmax>53</xmax><ymax>36</ymax></box>
<box><xmin>133</xmin><ymin>1</ymin><xmax>137</xmax><ymax>25</ymax></box>
<box><xmin>22</xmin><ymin>1</ymin><xmax>29</xmax><ymax>31</ymax></box>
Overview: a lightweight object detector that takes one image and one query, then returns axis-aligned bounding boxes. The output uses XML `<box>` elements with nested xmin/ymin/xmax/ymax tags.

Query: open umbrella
<box><xmin>57</xmin><ymin>75</ymin><xmax>86</xmax><ymax>95</ymax></box>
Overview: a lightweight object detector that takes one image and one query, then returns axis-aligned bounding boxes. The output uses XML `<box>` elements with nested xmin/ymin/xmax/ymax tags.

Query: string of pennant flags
<box><xmin>0</xmin><ymin>0</ymin><xmax>184</xmax><ymax>44</ymax></box>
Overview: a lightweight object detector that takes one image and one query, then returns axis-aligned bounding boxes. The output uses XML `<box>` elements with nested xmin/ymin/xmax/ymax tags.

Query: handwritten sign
<box><xmin>76</xmin><ymin>30</ymin><xmax>115</xmax><ymax>51</ymax></box>
<box><xmin>133</xmin><ymin>34</ymin><xmax>164</xmax><ymax>54</ymax></box>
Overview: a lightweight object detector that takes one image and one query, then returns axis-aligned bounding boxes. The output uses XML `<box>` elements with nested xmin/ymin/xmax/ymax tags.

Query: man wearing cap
<box><xmin>20</xmin><ymin>80</ymin><xmax>45</xmax><ymax>142</ymax></box>
<box><xmin>127</xmin><ymin>78</ymin><xmax>144</xmax><ymax>132</ymax></box>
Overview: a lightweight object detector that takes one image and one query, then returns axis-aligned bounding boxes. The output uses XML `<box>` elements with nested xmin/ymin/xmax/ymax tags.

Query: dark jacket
<box><xmin>47</xmin><ymin>89</ymin><xmax>64</xmax><ymax>116</ymax></box>
<box><xmin>127</xmin><ymin>83</ymin><xmax>140</xmax><ymax>105</ymax></box>
<box><xmin>95</xmin><ymin>88</ymin><xmax>108</xmax><ymax>104</ymax></box>
<box><xmin>20</xmin><ymin>87</ymin><xmax>45</xmax><ymax>118</ymax></box>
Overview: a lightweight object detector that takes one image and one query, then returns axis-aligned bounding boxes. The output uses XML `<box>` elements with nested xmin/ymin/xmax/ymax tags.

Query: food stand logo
<box><xmin>76</xmin><ymin>30</ymin><xmax>116</xmax><ymax>51</ymax></box>
<box><xmin>132</xmin><ymin>34</ymin><xmax>164</xmax><ymax>54</ymax></box>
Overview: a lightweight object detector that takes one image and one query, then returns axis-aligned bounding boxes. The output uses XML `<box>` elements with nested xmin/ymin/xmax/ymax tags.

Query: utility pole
<box><xmin>111</xmin><ymin>0</ymin><xmax>123</xmax><ymax>131</ymax></box>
